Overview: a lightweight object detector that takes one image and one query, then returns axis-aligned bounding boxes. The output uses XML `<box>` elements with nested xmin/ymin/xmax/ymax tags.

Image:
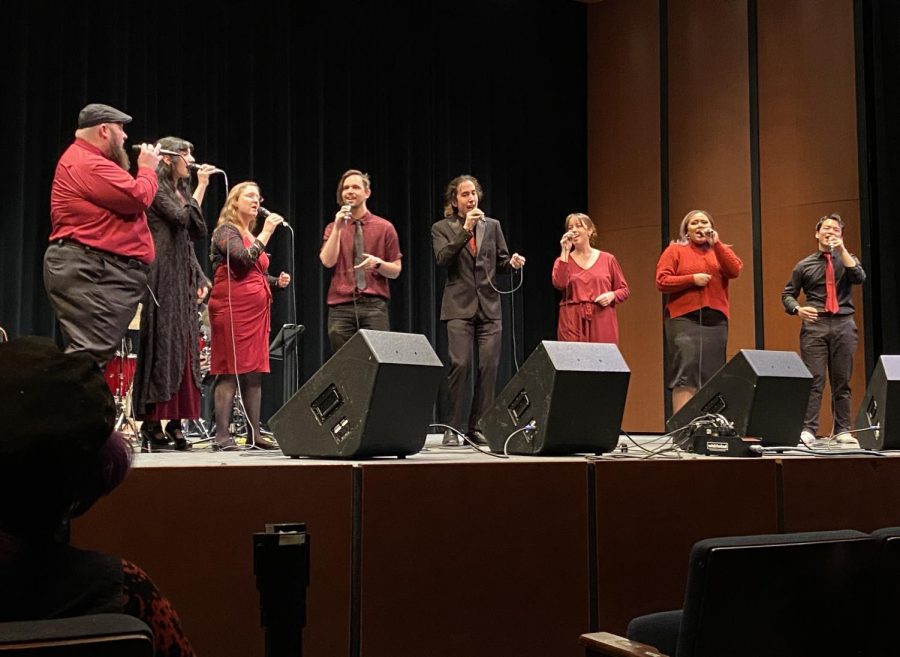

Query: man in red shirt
<box><xmin>44</xmin><ymin>103</ymin><xmax>161</xmax><ymax>367</ymax></box>
<box><xmin>319</xmin><ymin>169</ymin><xmax>402</xmax><ymax>353</ymax></box>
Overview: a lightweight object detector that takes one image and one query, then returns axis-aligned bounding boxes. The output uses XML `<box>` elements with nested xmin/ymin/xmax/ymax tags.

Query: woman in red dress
<box><xmin>552</xmin><ymin>213</ymin><xmax>630</xmax><ymax>344</ymax></box>
<box><xmin>208</xmin><ymin>182</ymin><xmax>290</xmax><ymax>450</ymax></box>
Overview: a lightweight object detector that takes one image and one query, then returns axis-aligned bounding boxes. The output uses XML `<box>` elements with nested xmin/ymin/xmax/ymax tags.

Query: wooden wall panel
<box><xmin>587</xmin><ymin>0</ymin><xmax>663</xmax><ymax>432</ymax></box>
<box><xmin>358</xmin><ymin>461</ymin><xmax>589</xmax><ymax>657</ymax></box>
<box><xmin>593</xmin><ymin>459</ymin><xmax>779</xmax><ymax>633</ymax></box>
<box><xmin>758</xmin><ymin>0</ymin><xmax>863</xmax><ymax>437</ymax></box>
<box><xmin>73</xmin><ymin>463</ymin><xmax>355</xmax><ymax>657</ymax></box>
<box><xmin>668</xmin><ymin>0</ymin><xmax>755</xmax><ymax>357</ymax></box>
<box><xmin>780</xmin><ymin>458</ymin><xmax>900</xmax><ymax>532</ymax></box>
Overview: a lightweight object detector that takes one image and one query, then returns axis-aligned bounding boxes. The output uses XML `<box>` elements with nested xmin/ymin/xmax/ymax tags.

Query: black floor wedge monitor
<box><xmin>479</xmin><ymin>341</ymin><xmax>630</xmax><ymax>455</ymax></box>
<box><xmin>270</xmin><ymin>330</ymin><xmax>444</xmax><ymax>458</ymax></box>
<box><xmin>666</xmin><ymin>349</ymin><xmax>812</xmax><ymax>446</ymax></box>
<box><xmin>855</xmin><ymin>355</ymin><xmax>900</xmax><ymax>450</ymax></box>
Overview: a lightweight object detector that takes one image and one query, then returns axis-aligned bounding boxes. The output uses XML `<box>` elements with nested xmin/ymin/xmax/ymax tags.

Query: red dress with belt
<box><xmin>208</xmin><ymin>225</ymin><xmax>273</xmax><ymax>374</ymax></box>
<box><xmin>552</xmin><ymin>251</ymin><xmax>630</xmax><ymax>344</ymax></box>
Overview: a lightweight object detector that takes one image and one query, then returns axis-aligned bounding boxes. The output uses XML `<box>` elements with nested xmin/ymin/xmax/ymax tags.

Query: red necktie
<box><xmin>824</xmin><ymin>252</ymin><xmax>839</xmax><ymax>314</ymax></box>
<box><xmin>467</xmin><ymin>232</ymin><xmax>477</xmax><ymax>256</ymax></box>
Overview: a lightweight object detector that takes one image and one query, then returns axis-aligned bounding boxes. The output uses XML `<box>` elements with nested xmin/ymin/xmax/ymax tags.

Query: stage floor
<box><xmin>127</xmin><ymin>431</ymin><xmax>890</xmax><ymax>467</ymax></box>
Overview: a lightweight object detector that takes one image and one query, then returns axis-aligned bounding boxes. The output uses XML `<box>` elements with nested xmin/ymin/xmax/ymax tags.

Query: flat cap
<box><xmin>77</xmin><ymin>102</ymin><xmax>133</xmax><ymax>129</ymax></box>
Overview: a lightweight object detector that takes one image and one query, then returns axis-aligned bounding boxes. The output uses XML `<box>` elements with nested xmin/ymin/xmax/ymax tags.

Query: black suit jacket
<box><xmin>431</xmin><ymin>215</ymin><xmax>511</xmax><ymax>320</ymax></box>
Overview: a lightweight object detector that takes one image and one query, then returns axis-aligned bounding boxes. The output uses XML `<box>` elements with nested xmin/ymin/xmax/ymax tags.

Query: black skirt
<box><xmin>665</xmin><ymin>308</ymin><xmax>728</xmax><ymax>389</ymax></box>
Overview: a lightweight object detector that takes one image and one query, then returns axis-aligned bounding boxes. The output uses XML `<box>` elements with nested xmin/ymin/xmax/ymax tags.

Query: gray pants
<box><xmin>327</xmin><ymin>297</ymin><xmax>390</xmax><ymax>353</ymax></box>
<box><xmin>43</xmin><ymin>241</ymin><xmax>148</xmax><ymax>368</ymax></box>
<box><xmin>799</xmin><ymin>314</ymin><xmax>858</xmax><ymax>434</ymax></box>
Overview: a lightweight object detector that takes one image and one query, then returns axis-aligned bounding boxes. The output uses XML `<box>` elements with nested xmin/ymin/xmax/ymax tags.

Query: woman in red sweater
<box><xmin>552</xmin><ymin>213</ymin><xmax>630</xmax><ymax>344</ymax></box>
<box><xmin>656</xmin><ymin>210</ymin><xmax>743</xmax><ymax>414</ymax></box>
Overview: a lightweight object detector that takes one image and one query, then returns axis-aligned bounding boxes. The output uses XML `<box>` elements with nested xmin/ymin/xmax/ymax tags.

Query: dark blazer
<box><xmin>431</xmin><ymin>214</ymin><xmax>512</xmax><ymax>320</ymax></box>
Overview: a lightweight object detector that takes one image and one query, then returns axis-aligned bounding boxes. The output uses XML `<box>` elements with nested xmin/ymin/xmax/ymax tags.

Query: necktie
<box><xmin>467</xmin><ymin>230</ymin><xmax>477</xmax><ymax>256</ymax></box>
<box><xmin>824</xmin><ymin>252</ymin><xmax>839</xmax><ymax>314</ymax></box>
<box><xmin>353</xmin><ymin>220</ymin><xmax>366</xmax><ymax>291</ymax></box>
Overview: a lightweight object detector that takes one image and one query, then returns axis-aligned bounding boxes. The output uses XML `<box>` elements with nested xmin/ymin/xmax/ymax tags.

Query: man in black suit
<box><xmin>431</xmin><ymin>175</ymin><xmax>525</xmax><ymax>447</ymax></box>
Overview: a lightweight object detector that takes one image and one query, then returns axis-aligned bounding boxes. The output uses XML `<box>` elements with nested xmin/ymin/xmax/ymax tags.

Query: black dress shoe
<box><xmin>466</xmin><ymin>430</ymin><xmax>489</xmax><ymax>446</ymax></box>
<box><xmin>140</xmin><ymin>424</ymin><xmax>174</xmax><ymax>452</ymax></box>
<box><xmin>164</xmin><ymin>421</ymin><xmax>193</xmax><ymax>451</ymax></box>
<box><xmin>442</xmin><ymin>430</ymin><xmax>460</xmax><ymax>447</ymax></box>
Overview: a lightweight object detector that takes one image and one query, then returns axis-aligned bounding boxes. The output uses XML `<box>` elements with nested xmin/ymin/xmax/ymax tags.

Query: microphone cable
<box><xmin>487</xmin><ymin>254</ymin><xmax>525</xmax><ymax>372</ymax></box>
<box><xmin>428</xmin><ymin>423</ymin><xmax>508</xmax><ymax>459</ymax></box>
<box><xmin>281</xmin><ymin>221</ymin><xmax>299</xmax><ymax>393</ymax></box>
<box><xmin>223</xmin><ymin>227</ymin><xmax>252</xmax><ymax>451</ymax></box>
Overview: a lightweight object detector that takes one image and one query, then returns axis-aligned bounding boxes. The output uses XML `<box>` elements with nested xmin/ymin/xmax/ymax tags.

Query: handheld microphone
<box><xmin>130</xmin><ymin>146</ymin><xmax>180</xmax><ymax>156</ymax></box>
<box><xmin>259</xmin><ymin>206</ymin><xmax>289</xmax><ymax>228</ymax></box>
<box><xmin>131</xmin><ymin>146</ymin><xmax>222</xmax><ymax>172</ymax></box>
<box><xmin>187</xmin><ymin>162</ymin><xmax>224</xmax><ymax>174</ymax></box>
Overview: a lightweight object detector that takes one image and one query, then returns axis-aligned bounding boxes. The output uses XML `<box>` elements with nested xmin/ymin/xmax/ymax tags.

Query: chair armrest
<box><xmin>579</xmin><ymin>632</ymin><xmax>669</xmax><ymax>657</ymax></box>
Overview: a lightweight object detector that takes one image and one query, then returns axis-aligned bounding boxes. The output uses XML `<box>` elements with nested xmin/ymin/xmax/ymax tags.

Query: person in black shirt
<box><xmin>781</xmin><ymin>213</ymin><xmax>866</xmax><ymax>446</ymax></box>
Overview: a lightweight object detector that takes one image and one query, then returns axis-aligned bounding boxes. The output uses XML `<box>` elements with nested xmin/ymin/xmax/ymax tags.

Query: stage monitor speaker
<box><xmin>270</xmin><ymin>330</ymin><xmax>444</xmax><ymax>458</ymax></box>
<box><xmin>665</xmin><ymin>349</ymin><xmax>812</xmax><ymax>447</ymax></box>
<box><xmin>479</xmin><ymin>341</ymin><xmax>630</xmax><ymax>455</ymax></box>
<box><xmin>855</xmin><ymin>355</ymin><xmax>900</xmax><ymax>450</ymax></box>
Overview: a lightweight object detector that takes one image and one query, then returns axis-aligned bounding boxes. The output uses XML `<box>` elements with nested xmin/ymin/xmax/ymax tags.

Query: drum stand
<box><xmin>184</xmin><ymin>417</ymin><xmax>212</xmax><ymax>443</ymax></box>
<box><xmin>110</xmin><ymin>338</ymin><xmax>139</xmax><ymax>441</ymax></box>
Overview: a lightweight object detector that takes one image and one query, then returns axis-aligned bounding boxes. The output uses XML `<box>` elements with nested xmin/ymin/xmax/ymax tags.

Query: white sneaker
<box><xmin>833</xmin><ymin>432</ymin><xmax>859</xmax><ymax>447</ymax></box>
<box><xmin>800</xmin><ymin>430</ymin><xmax>817</xmax><ymax>447</ymax></box>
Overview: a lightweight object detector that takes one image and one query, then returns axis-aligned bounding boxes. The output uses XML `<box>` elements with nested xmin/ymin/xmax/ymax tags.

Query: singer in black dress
<box><xmin>132</xmin><ymin>137</ymin><xmax>216</xmax><ymax>451</ymax></box>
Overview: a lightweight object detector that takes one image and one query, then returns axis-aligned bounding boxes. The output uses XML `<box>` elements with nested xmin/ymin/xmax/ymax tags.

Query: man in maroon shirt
<box><xmin>319</xmin><ymin>169</ymin><xmax>402</xmax><ymax>352</ymax></box>
<box><xmin>43</xmin><ymin>103</ymin><xmax>161</xmax><ymax>367</ymax></box>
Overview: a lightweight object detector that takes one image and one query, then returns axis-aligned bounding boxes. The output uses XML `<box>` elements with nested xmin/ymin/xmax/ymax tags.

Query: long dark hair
<box><xmin>155</xmin><ymin>136</ymin><xmax>194</xmax><ymax>199</ymax></box>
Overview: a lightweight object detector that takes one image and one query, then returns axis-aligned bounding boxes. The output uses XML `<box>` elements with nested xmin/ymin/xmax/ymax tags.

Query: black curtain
<box><xmin>858</xmin><ymin>0</ymin><xmax>900</xmax><ymax>364</ymax></box>
<box><xmin>0</xmin><ymin>1</ymin><xmax>586</xmax><ymax>422</ymax></box>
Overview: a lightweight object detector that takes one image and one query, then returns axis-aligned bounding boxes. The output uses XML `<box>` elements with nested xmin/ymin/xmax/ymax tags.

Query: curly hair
<box><xmin>443</xmin><ymin>174</ymin><xmax>484</xmax><ymax>218</ymax></box>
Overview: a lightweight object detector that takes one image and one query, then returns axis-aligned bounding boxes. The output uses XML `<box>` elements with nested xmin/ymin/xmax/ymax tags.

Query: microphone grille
<box><xmin>258</xmin><ymin>206</ymin><xmax>271</xmax><ymax>218</ymax></box>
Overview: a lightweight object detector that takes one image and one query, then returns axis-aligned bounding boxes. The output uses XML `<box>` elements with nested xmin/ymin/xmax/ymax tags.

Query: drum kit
<box><xmin>106</xmin><ymin>304</ymin><xmax>213</xmax><ymax>446</ymax></box>
<box><xmin>104</xmin><ymin>307</ymin><xmax>141</xmax><ymax>438</ymax></box>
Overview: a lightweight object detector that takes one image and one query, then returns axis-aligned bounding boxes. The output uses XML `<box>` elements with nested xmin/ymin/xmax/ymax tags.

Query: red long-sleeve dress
<box><xmin>552</xmin><ymin>251</ymin><xmax>630</xmax><ymax>344</ymax></box>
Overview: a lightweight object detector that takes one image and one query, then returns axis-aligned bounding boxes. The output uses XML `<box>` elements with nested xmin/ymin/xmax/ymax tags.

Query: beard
<box><xmin>106</xmin><ymin>140</ymin><xmax>131</xmax><ymax>171</ymax></box>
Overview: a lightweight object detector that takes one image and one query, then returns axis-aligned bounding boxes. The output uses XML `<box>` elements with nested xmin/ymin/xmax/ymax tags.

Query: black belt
<box><xmin>55</xmin><ymin>239</ymin><xmax>150</xmax><ymax>273</ymax></box>
<box><xmin>332</xmin><ymin>296</ymin><xmax>387</xmax><ymax>306</ymax></box>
